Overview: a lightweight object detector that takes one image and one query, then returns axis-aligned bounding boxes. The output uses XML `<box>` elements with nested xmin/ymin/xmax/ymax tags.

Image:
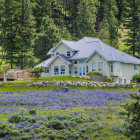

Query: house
<box><xmin>35</xmin><ymin>37</ymin><xmax>140</xmax><ymax>83</ymax></box>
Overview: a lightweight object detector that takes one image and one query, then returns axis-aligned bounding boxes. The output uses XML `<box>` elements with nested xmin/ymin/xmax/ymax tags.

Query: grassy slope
<box><xmin>0</xmin><ymin>75</ymin><xmax>139</xmax><ymax>91</ymax></box>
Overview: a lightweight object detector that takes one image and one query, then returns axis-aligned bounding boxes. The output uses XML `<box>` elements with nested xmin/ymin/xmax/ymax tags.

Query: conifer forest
<box><xmin>0</xmin><ymin>0</ymin><xmax>140</xmax><ymax>69</ymax></box>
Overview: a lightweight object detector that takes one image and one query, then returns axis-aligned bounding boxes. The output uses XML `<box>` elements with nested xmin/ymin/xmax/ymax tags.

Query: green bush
<box><xmin>32</xmin><ymin>67</ymin><xmax>45</xmax><ymax>78</ymax></box>
<box><xmin>133</xmin><ymin>74</ymin><xmax>140</xmax><ymax>83</ymax></box>
<box><xmin>21</xmin><ymin>134</ymin><xmax>32</xmax><ymax>140</ymax></box>
<box><xmin>87</xmin><ymin>72</ymin><xmax>102</xmax><ymax>76</ymax></box>
<box><xmin>8</xmin><ymin>113</ymin><xmax>22</xmax><ymax>123</ymax></box>
<box><xmin>123</xmin><ymin>94</ymin><xmax>140</xmax><ymax>140</ymax></box>
<box><xmin>105</xmin><ymin>78</ymin><xmax>113</xmax><ymax>83</ymax></box>
<box><xmin>0</xmin><ymin>123</ymin><xmax>12</xmax><ymax>137</ymax></box>
<box><xmin>29</xmin><ymin>109</ymin><xmax>36</xmax><ymax>115</ymax></box>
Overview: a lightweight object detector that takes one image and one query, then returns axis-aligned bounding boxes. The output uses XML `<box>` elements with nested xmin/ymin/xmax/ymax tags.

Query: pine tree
<box><xmin>33</xmin><ymin>16</ymin><xmax>61</xmax><ymax>61</ymax></box>
<box><xmin>1</xmin><ymin>0</ymin><xmax>21</xmax><ymax>68</ymax></box>
<box><xmin>96</xmin><ymin>0</ymin><xmax>119</xmax><ymax>47</ymax></box>
<box><xmin>17</xmin><ymin>0</ymin><xmax>36</xmax><ymax>69</ymax></box>
<box><xmin>124</xmin><ymin>0</ymin><xmax>139</xmax><ymax>56</ymax></box>
<box><xmin>76</xmin><ymin>0</ymin><xmax>99</xmax><ymax>38</ymax></box>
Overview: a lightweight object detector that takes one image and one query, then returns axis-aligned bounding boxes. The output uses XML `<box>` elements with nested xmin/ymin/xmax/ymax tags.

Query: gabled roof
<box><xmin>35</xmin><ymin>54</ymin><xmax>72</xmax><ymax>68</ymax></box>
<box><xmin>48</xmin><ymin>40</ymin><xmax>78</xmax><ymax>55</ymax></box>
<box><xmin>69</xmin><ymin>37</ymin><xmax>140</xmax><ymax>64</ymax></box>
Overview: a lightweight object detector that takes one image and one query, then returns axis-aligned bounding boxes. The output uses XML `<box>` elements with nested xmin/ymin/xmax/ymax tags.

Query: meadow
<box><xmin>0</xmin><ymin>87</ymin><xmax>139</xmax><ymax>140</ymax></box>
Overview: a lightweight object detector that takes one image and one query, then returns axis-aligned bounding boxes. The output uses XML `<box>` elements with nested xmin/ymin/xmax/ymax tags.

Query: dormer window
<box><xmin>67</xmin><ymin>51</ymin><xmax>71</xmax><ymax>57</ymax></box>
<box><xmin>56</xmin><ymin>52</ymin><xmax>59</xmax><ymax>55</ymax></box>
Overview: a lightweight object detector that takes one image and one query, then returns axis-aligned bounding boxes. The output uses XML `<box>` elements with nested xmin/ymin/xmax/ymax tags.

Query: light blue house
<box><xmin>35</xmin><ymin>37</ymin><xmax>140</xmax><ymax>83</ymax></box>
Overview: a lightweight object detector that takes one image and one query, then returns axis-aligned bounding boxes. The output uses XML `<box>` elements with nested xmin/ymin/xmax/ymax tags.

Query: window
<box><xmin>67</xmin><ymin>51</ymin><xmax>71</xmax><ymax>56</ymax></box>
<box><xmin>114</xmin><ymin>62</ymin><xmax>120</xmax><ymax>72</ymax></box>
<box><xmin>74</xmin><ymin>67</ymin><xmax>78</xmax><ymax>74</ymax></box>
<box><xmin>111</xmin><ymin>63</ymin><xmax>113</xmax><ymax>72</ymax></box>
<box><xmin>79</xmin><ymin>59</ymin><xmax>85</xmax><ymax>64</ymax></box>
<box><xmin>61</xmin><ymin>65</ymin><xmax>65</xmax><ymax>74</ymax></box>
<box><xmin>134</xmin><ymin>64</ymin><xmax>138</xmax><ymax>70</ymax></box>
<box><xmin>74</xmin><ymin>61</ymin><xmax>78</xmax><ymax>64</ymax></box>
<box><xmin>92</xmin><ymin>62</ymin><xmax>96</xmax><ymax>72</ymax></box>
<box><xmin>46</xmin><ymin>68</ymin><xmax>49</xmax><ymax>73</ymax></box>
<box><xmin>54</xmin><ymin>66</ymin><xmax>59</xmax><ymax>75</ymax></box>
<box><xmin>83</xmin><ymin>67</ymin><xmax>85</xmax><ymax>75</ymax></box>
<box><xmin>111</xmin><ymin>62</ymin><xmax>120</xmax><ymax>73</ymax></box>
<box><xmin>112</xmin><ymin>77</ymin><xmax>117</xmax><ymax>83</ymax></box>
<box><xmin>56</xmin><ymin>52</ymin><xmax>59</xmax><ymax>55</ymax></box>
<box><xmin>124</xmin><ymin>79</ymin><xmax>127</xmax><ymax>83</ymax></box>
<box><xmin>98</xmin><ymin>62</ymin><xmax>103</xmax><ymax>71</ymax></box>
<box><xmin>86</xmin><ymin>65</ymin><xmax>89</xmax><ymax>73</ymax></box>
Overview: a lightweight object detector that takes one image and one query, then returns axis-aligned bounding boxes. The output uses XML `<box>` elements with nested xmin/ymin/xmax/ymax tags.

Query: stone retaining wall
<box><xmin>27</xmin><ymin>81</ymin><xmax>138</xmax><ymax>88</ymax></box>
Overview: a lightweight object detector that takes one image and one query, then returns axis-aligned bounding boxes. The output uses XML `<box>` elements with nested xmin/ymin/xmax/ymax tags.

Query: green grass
<box><xmin>0</xmin><ymin>85</ymin><xmax>139</xmax><ymax>92</ymax></box>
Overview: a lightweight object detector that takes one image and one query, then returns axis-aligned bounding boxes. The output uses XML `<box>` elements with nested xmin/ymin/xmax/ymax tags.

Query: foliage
<box><xmin>0</xmin><ymin>0</ymin><xmax>140</xmax><ymax>69</ymax></box>
<box><xmin>32</xmin><ymin>67</ymin><xmax>45</xmax><ymax>78</ymax></box>
<box><xmin>0</xmin><ymin>89</ymin><xmax>139</xmax><ymax>139</ymax></box>
<box><xmin>105</xmin><ymin>78</ymin><xmax>113</xmax><ymax>83</ymax></box>
<box><xmin>29</xmin><ymin>109</ymin><xmax>36</xmax><ymax>115</ymax></box>
<box><xmin>123</xmin><ymin>94</ymin><xmax>140</xmax><ymax>140</ymax></box>
<box><xmin>8</xmin><ymin>113</ymin><xmax>22</xmax><ymax>123</ymax></box>
<box><xmin>87</xmin><ymin>72</ymin><xmax>102</xmax><ymax>76</ymax></box>
<box><xmin>132</xmin><ymin>74</ymin><xmax>140</xmax><ymax>83</ymax></box>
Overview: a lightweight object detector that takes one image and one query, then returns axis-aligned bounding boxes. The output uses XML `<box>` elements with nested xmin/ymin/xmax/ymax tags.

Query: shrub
<box><xmin>8</xmin><ymin>113</ymin><xmax>22</xmax><ymax>123</ymax></box>
<box><xmin>87</xmin><ymin>72</ymin><xmax>102</xmax><ymax>76</ymax></box>
<box><xmin>32</xmin><ymin>67</ymin><xmax>45</xmax><ymax>78</ymax></box>
<box><xmin>0</xmin><ymin>123</ymin><xmax>12</xmax><ymax>137</ymax></box>
<box><xmin>123</xmin><ymin>94</ymin><xmax>140</xmax><ymax>139</ymax></box>
<box><xmin>21</xmin><ymin>134</ymin><xmax>32</xmax><ymax>140</ymax></box>
<box><xmin>47</xmin><ymin>120</ymin><xmax>66</xmax><ymax>130</ymax></box>
<box><xmin>29</xmin><ymin>109</ymin><xmax>36</xmax><ymax>115</ymax></box>
<box><xmin>105</xmin><ymin>78</ymin><xmax>113</xmax><ymax>83</ymax></box>
<box><xmin>132</xmin><ymin>74</ymin><xmax>140</xmax><ymax>83</ymax></box>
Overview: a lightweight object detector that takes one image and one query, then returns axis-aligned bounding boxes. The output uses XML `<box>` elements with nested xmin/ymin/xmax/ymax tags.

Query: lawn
<box><xmin>0</xmin><ymin>88</ymin><xmax>138</xmax><ymax>140</ymax></box>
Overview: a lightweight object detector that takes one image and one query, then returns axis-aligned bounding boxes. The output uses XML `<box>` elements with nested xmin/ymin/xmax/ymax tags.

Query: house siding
<box><xmin>87</xmin><ymin>53</ymin><xmax>109</xmax><ymax>77</ymax></box>
<box><xmin>121</xmin><ymin>63</ymin><xmax>139</xmax><ymax>83</ymax></box>
<box><xmin>50</xmin><ymin>57</ymin><xmax>69</xmax><ymax>76</ymax></box>
<box><xmin>54</xmin><ymin>43</ymin><xmax>74</xmax><ymax>57</ymax></box>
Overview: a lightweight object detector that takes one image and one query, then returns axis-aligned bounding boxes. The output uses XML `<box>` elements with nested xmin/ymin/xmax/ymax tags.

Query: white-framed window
<box><xmin>86</xmin><ymin>65</ymin><xmax>89</xmax><ymax>73</ymax></box>
<box><xmin>67</xmin><ymin>51</ymin><xmax>71</xmax><ymax>57</ymax></box>
<box><xmin>112</xmin><ymin>77</ymin><xmax>118</xmax><ymax>83</ymax></box>
<box><xmin>98</xmin><ymin>62</ymin><xmax>103</xmax><ymax>71</ymax></box>
<box><xmin>114</xmin><ymin>62</ymin><xmax>120</xmax><ymax>72</ymax></box>
<box><xmin>74</xmin><ymin>66</ymin><xmax>78</xmax><ymax>74</ymax></box>
<box><xmin>74</xmin><ymin>60</ymin><xmax>78</xmax><ymax>64</ymax></box>
<box><xmin>124</xmin><ymin>79</ymin><xmax>127</xmax><ymax>83</ymax></box>
<box><xmin>54</xmin><ymin>66</ymin><xmax>59</xmax><ymax>75</ymax></box>
<box><xmin>56</xmin><ymin>52</ymin><xmax>59</xmax><ymax>55</ymax></box>
<box><xmin>79</xmin><ymin>59</ymin><xmax>85</xmax><ymax>64</ymax></box>
<box><xmin>134</xmin><ymin>64</ymin><xmax>138</xmax><ymax>70</ymax></box>
<box><xmin>111</xmin><ymin>63</ymin><xmax>113</xmax><ymax>72</ymax></box>
<box><xmin>92</xmin><ymin>62</ymin><xmax>96</xmax><ymax>72</ymax></box>
<box><xmin>61</xmin><ymin>65</ymin><xmax>65</xmax><ymax>75</ymax></box>
<box><xmin>46</xmin><ymin>68</ymin><xmax>49</xmax><ymax>73</ymax></box>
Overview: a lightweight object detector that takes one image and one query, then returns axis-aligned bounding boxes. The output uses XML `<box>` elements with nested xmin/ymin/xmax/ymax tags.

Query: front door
<box><xmin>79</xmin><ymin>67</ymin><xmax>85</xmax><ymax>76</ymax></box>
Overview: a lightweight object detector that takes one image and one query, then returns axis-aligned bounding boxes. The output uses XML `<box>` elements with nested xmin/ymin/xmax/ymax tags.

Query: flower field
<box><xmin>0</xmin><ymin>90</ymin><xmax>139</xmax><ymax>140</ymax></box>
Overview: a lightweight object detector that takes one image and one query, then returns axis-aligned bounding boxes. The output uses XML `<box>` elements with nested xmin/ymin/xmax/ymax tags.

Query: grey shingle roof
<box><xmin>35</xmin><ymin>54</ymin><xmax>72</xmax><ymax>68</ymax></box>
<box><xmin>70</xmin><ymin>37</ymin><xmax>140</xmax><ymax>64</ymax></box>
<box><xmin>58</xmin><ymin>54</ymin><xmax>72</xmax><ymax>64</ymax></box>
<box><xmin>35</xmin><ymin>56</ymin><xmax>56</xmax><ymax>68</ymax></box>
<box><xmin>36</xmin><ymin>37</ymin><xmax>140</xmax><ymax>68</ymax></box>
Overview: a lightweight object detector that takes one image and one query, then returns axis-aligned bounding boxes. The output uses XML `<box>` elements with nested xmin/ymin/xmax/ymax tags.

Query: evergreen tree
<box><xmin>33</xmin><ymin>16</ymin><xmax>61</xmax><ymax>61</ymax></box>
<box><xmin>17</xmin><ymin>0</ymin><xmax>36</xmax><ymax>69</ymax></box>
<box><xmin>1</xmin><ymin>0</ymin><xmax>21</xmax><ymax>68</ymax></box>
<box><xmin>77</xmin><ymin>0</ymin><xmax>99</xmax><ymax>38</ymax></box>
<box><xmin>96</xmin><ymin>0</ymin><xmax>119</xmax><ymax>47</ymax></box>
<box><xmin>124</xmin><ymin>0</ymin><xmax>139</xmax><ymax>56</ymax></box>
<box><xmin>115</xmin><ymin>0</ymin><xmax>127</xmax><ymax>24</ymax></box>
